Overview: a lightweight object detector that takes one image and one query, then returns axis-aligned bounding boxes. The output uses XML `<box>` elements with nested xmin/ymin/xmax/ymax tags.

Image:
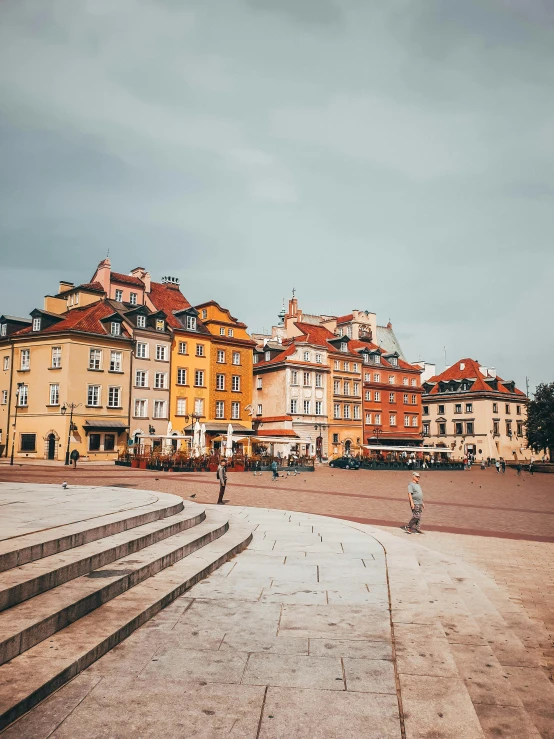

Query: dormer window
<box><xmin>115</xmin><ymin>289</ymin><xmax>123</xmax><ymax>302</ymax></box>
<box><xmin>389</xmin><ymin>357</ymin><xmax>398</xmax><ymax>366</ymax></box>
<box><xmin>186</xmin><ymin>316</ymin><xmax>196</xmax><ymax>331</ymax></box>
<box><xmin>32</xmin><ymin>318</ymin><xmax>41</xmax><ymax>332</ymax></box>
<box><xmin>340</xmin><ymin>342</ymin><xmax>348</xmax><ymax>352</ymax></box>
<box><xmin>111</xmin><ymin>322</ymin><xmax>121</xmax><ymax>336</ymax></box>
<box><xmin>202</xmin><ymin>309</ymin><xmax>207</xmax><ymax>319</ymax></box>
<box><xmin>130</xmin><ymin>292</ymin><xmax>137</xmax><ymax>305</ymax></box>
<box><xmin>156</xmin><ymin>319</ymin><xmax>165</xmax><ymax>332</ymax></box>
<box><xmin>0</xmin><ymin>324</ymin><xmax>6</xmax><ymax>337</ymax></box>
<box><xmin>137</xmin><ymin>315</ymin><xmax>146</xmax><ymax>328</ymax></box>
<box><xmin>253</xmin><ymin>354</ymin><xmax>259</xmax><ymax>364</ymax></box>
<box><xmin>265</xmin><ymin>351</ymin><xmax>271</xmax><ymax>361</ymax></box>
<box><xmin>304</xmin><ymin>351</ymin><xmax>310</xmax><ymax>362</ymax></box>
<box><xmin>363</xmin><ymin>354</ymin><xmax>370</xmax><ymax>364</ymax></box>
<box><xmin>220</xmin><ymin>327</ymin><xmax>225</xmax><ymax>335</ymax></box>
<box><xmin>228</xmin><ymin>329</ymin><xmax>234</xmax><ymax>337</ymax></box>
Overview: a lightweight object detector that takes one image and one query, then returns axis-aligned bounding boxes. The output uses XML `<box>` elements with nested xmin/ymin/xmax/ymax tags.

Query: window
<box><xmin>517</xmin><ymin>421</ymin><xmax>523</xmax><ymax>435</ymax></box>
<box><xmin>493</xmin><ymin>421</ymin><xmax>499</xmax><ymax>435</ymax></box>
<box><xmin>423</xmin><ymin>422</ymin><xmax>430</xmax><ymax>436</ymax></box>
<box><xmin>291</xmin><ymin>371</ymin><xmax>298</xmax><ymax>385</ymax></box>
<box><xmin>228</xmin><ymin>329</ymin><xmax>233</xmax><ymax>337</ymax></box>
<box><xmin>363</xmin><ymin>353</ymin><xmax>370</xmax><ymax>364</ymax></box>
<box><xmin>303</xmin><ymin>351</ymin><xmax>310</xmax><ymax>362</ymax></box>
<box><xmin>374</xmin><ymin>391</ymin><xmax>380</xmax><ymax>401</ymax></box>
<box><xmin>156</xmin><ymin>345</ymin><xmax>168</xmax><ymax>361</ymax></box>
<box><xmin>177</xmin><ymin>368</ymin><xmax>187</xmax><ymax>385</ymax></box>
<box><xmin>194</xmin><ymin>398</ymin><xmax>204</xmax><ymax>416</ymax></box>
<box><xmin>217</xmin><ymin>350</ymin><xmax>225</xmax><ymax>363</ymax></box>
<box><xmin>353</xmin><ymin>405</ymin><xmax>360</xmax><ymax>420</ymax></box>
<box><xmin>136</xmin><ymin>342</ymin><xmax>148</xmax><ymax>359</ymax></box>
<box><xmin>411</xmin><ymin>395</ymin><xmax>417</xmax><ymax>405</ymax></box>
<box><xmin>215</xmin><ymin>401</ymin><xmax>225</xmax><ymax>419</ymax></box>
<box><xmin>374</xmin><ymin>373</ymin><xmax>380</xmax><ymax>383</ymax></box>
<box><xmin>303</xmin><ymin>400</ymin><xmax>310</xmax><ymax>414</ymax></box>
<box><xmin>135</xmin><ymin>370</ymin><xmax>147</xmax><ymax>387</ymax></box>
<box><xmin>134</xmin><ymin>399</ymin><xmax>147</xmax><ymax>417</ymax></box>
<box><xmin>257</xmin><ymin>403</ymin><xmax>263</xmax><ymax>415</ymax></box>
<box><xmin>3</xmin><ymin>356</ymin><xmax>9</xmax><ymax>371</ymax></box>
<box><xmin>89</xmin><ymin>433</ymin><xmax>101</xmax><ymax>452</ymax></box>
<box><xmin>89</xmin><ymin>349</ymin><xmax>101</xmax><ymax>370</ymax></box>
<box><xmin>438</xmin><ymin>404</ymin><xmax>445</xmax><ymax>414</ymax></box>
<box><xmin>516</xmin><ymin>405</ymin><xmax>521</xmax><ymax>415</ymax></box>
<box><xmin>49</xmin><ymin>384</ymin><xmax>59</xmax><ymax>406</ymax></box>
<box><xmin>346</xmin><ymin>326</ymin><xmax>352</xmax><ymax>338</ymax></box>
<box><xmin>47</xmin><ymin>346</ymin><xmax>61</xmax><ymax>369</ymax></box>
<box><xmin>290</xmin><ymin>399</ymin><xmax>297</xmax><ymax>414</ymax></box>
<box><xmin>128</xmin><ymin>292</ymin><xmax>137</xmax><ymax>305</ymax></box>
<box><xmin>178</xmin><ymin>342</ymin><xmax>187</xmax><ymax>355</ymax></box>
<box><xmin>315</xmin><ymin>401</ymin><xmax>322</xmax><ymax>415</ymax></box>
<box><xmin>202</xmin><ymin>309</ymin><xmax>207</xmax><ymax>319</ymax></box>
<box><xmin>365</xmin><ymin>390</ymin><xmax>371</xmax><ymax>401</ymax></box>
<box><xmin>334</xmin><ymin>378</ymin><xmax>342</xmax><ymax>394</ymax></box>
<box><xmin>412</xmin><ymin>416</ymin><xmax>418</xmax><ymax>427</ymax></box>
<box><xmin>315</xmin><ymin>353</ymin><xmax>322</xmax><ymax>364</ymax></box>
<box><xmin>505</xmin><ymin>404</ymin><xmax>510</xmax><ymax>414</ymax></box>
<box><xmin>343</xmin><ymin>362</ymin><xmax>350</xmax><ymax>371</ymax></box>
<box><xmin>176</xmin><ymin>398</ymin><xmax>187</xmax><ymax>416</ymax></box>
<box><xmin>32</xmin><ymin>317</ymin><xmax>41</xmax><ymax>332</ymax></box>
<box><xmin>388</xmin><ymin>375</ymin><xmax>395</xmax><ymax>384</ymax></box>
<box><xmin>315</xmin><ymin>373</ymin><xmax>323</xmax><ymax>388</ymax></box>
<box><xmin>186</xmin><ymin>316</ymin><xmax>197</xmax><ymax>331</ymax></box>
<box><xmin>353</xmin><ymin>363</ymin><xmax>359</xmax><ymax>372</ymax></box>
<box><xmin>439</xmin><ymin>422</ymin><xmax>446</xmax><ymax>435</ymax></box>
<box><xmin>108</xmin><ymin>386</ymin><xmax>121</xmax><ymax>408</ymax></box>
<box><xmin>403</xmin><ymin>377</ymin><xmax>408</xmax><ymax>386</ymax></box>
<box><xmin>364</xmin><ymin>372</ymin><xmax>370</xmax><ymax>382</ymax></box>
<box><xmin>389</xmin><ymin>392</ymin><xmax>396</xmax><ymax>403</ymax></box>
<box><xmin>343</xmin><ymin>404</ymin><xmax>351</xmax><ymax>419</ymax></box>
<box><xmin>256</xmin><ymin>377</ymin><xmax>262</xmax><ymax>390</ymax></box>
<box><xmin>0</xmin><ymin>324</ymin><xmax>6</xmax><ymax>336</ymax></box>
<box><xmin>390</xmin><ymin>413</ymin><xmax>396</xmax><ymax>426</ymax></box>
<box><xmin>216</xmin><ymin>373</ymin><xmax>225</xmax><ymax>390</ymax></box>
<box><xmin>231</xmin><ymin>402</ymin><xmax>240</xmax><ymax>420</ymax></box>
<box><xmin>506</xmin><ymin>420</ymin><xmax>512</xmax><ymax>436</ymax></box>
<box><xmin>104</xmin><ymin>434</ymin><xmax>115</xmax><ymax>451</ymax></box>
<box><xmin>137</xmin><ymin>315</ymin><xmax>146</xmax><ymax>328</ymax></box>
<box><xmin>332</xmin><ymin>433</ymin><xmax>339</xmax><ymax>444</ymax></box>
<box><xmin>1</xmin><ymin>390</ymin><xmax>7</xmax><ymax>405</ymax></box>
<box><xmin>253</xmin><ymin>354</ymin><xmax>259</xmax><ymax>364</ymax></box>
<box><xmin>404</xmin><ymin>415</ymin><xmax>410</xmax><ymax>427</ymax></box>
<box><xmin>423</xmin><ymin>405</ymin><xmax>429</xmax><ymax>415</ymax></box>
<box><xmin>18</xmin><ymin>385</ymin><xmax>28</xmax><ymax>406</ymax></box>
<box><xmin>466</xmin><ymin>422</ymin><xmax>474</xmax><ymax>434</ymax></box>
<box><xmin>340</xmin><ymin>342</ymin><xmax>348</xmax><ymax>352</ymax></box>
<box><xmin>344</xmin><ymin>381</ymin><xmax>350</xmax><ymax>395</ymax></box>
<box><xmin>195</xmin><ymin>370</ymin><xmax>204</xmax><ymax>387</ymax></box>
<box><xmin>374</xmin><ymin>413</ymin><xmax>381</xmax><ymax>425</ymax></box>
<box><xmin>232</xmin><ymin>352</ymin><xmax>240</xmax><ymax>365</ymax></box>
<box><xmin>334</xmin><ymin>360</ymin><xmax>340</xmax><ymax>370</ymax></box>
<box><xmin>455</xmin><ymin>422</ymin><xmax>463</xmax><ymax>435</ymax></box>
<box><xmin>333</xmin><ymin>403</ymin><xmax>341</xmax><ymax>419</ymax></box>
<box><xmin>411</xmin><ymin>378</ymin><xmax>416</xmax><ymax>387</ymax></box>
<box><xmin>20</xmin><ymin>433</ymin><xmax>36</xmax><ymax>452</ymax></box>
<box><xmin>110</xmin><ymin>351</ymin><xmax>122</xmax><ymax>372</ymax></box>
<box><xmin>196</xmin><ymin>344</ymin><xmax>204</xmax><ymax>357</ymax></box>
<box><xmin>21</xmin><ymin>349</ymin><xmax>30</xmax><ymax>371</ymax></box>
<box><xmin>403</xmin><ymin>394</ymin><xmax>409</xmax><ymax>404</ymax></box>
<box><xmin>353</xmin><ymin>382</ymin><xmax>359</xmax><ymax>395</ymax></box>
<box><xmin>455</xmin><ymin>404</ymin><xmax>462</xmax><ymax>414</ymax></box>
<box><xmin>115</xmin><ymin>289</ymin><xmax>123</xmax><ymax>302</ymax></box>
<box><xmin>154</xmin><ymin>372</ymin><xmax>167</xmax><ymax>389</ymax></box>
<box><xmin>220</xmin><ymin>327</ymin><xmax>225</xmax><ymax>336</ymax></box>
<box><xmin>110</xmin><ymin>322</ymin><xmax>121</xmax><ymax>336</ymax></box>
<box><xmin>390</xmin><ymin>357</ymin><xmax>398</xmax><ymax>366</ymax></box>
<box><xmin>465</xmin><ymin>403</ymin><xmax>473</xmax><ymax>413</ymax></box>
<box><xmin>87</xmin><ymin>385</ymin><xmax>101</xmax><ymax>406</ymax></box>
<box><xmin>303</xmin><ymin>372</ymin><xmax>311</xmax><ymax>386</ymax></box>
<box><xmin>365</xmin><ymin>412</ymin><xmax>372</xmax><ymax>424</ymax></box>
<box><xmin>232</xmin><ymin>375</ymin><xmax>241</xmax><ymax>392</ymax></box>
<box><xmin>492</xmin><ymin>402</ymin><xmax>498</xmax><ymax>413</ymax></box>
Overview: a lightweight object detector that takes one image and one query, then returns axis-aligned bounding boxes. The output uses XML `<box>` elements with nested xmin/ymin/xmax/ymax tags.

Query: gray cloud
<box><xmin>0</xmin><ymin>0</ymin><xmax>553</xmax><ymax>392</ymax></box>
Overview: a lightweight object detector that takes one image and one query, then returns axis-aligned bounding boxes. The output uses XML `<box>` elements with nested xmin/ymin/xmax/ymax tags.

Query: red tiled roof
<box><xmin>13</xmin><ymin>301</ymin><xmax>131</xmax><ymax>338</ymax></box>
<box><xmin>148</xmin><ymin>281</ymin><xmax>192</xmax><ymax>329</ymax></box>
<box><xmin>110</xmin><ymin>271</ymin><xmax>144</xmax><ymax>287</ymax></box>
<box><xmin>425</xmin><ymin>358</ymin><xmax>526</xmax><ymax>396</ymax></box>
<box><xmin>79</xmin><ymin>281</ymin><xmax>105</xmax><ymax>292</ymax></box>
<box><xmin>254</xmin><ymin>344</ymin><xmax>296</xmax><ymax>367</ymax></box>
<box><xmin>255</xmin><ymin>429</ymin><xmax>299</xmax><ymax>438</ymax></box>
<box><xmin>294</xmin><ymin>322</ymin><xmax>336</xmax><ymax>347</ymax></box>
<box><xmin>336</xmin><ymin>314</ymin><xmax>353</xmax><ymax>323</ymax></box>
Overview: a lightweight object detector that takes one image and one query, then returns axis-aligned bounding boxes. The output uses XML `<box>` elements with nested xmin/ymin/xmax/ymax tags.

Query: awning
<box><xmin>251</xmin><ymin>436</ymin><xmax>297</xmax><ymax>444</ymax></box>
<box><xmin>182</xmin><ymin>422</ymin><xmax>254</xmax><ymax>435</ymax></box>
<box><xmin>363</xmin><ymin>445</ymin><xmax>453</xmax><ymax>454</ymax></box>
<box><xmin>83</xmin><ymin>421</ymin><xmax>129</xmax><ymax>434</ymax></box>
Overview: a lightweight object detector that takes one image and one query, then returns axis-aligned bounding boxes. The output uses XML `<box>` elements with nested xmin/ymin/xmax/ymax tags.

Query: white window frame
<box><xmin>32</xmin><ymin>317</ymin><xmax>41</xmax><ymax>332</ymax></box>
<box><xmin>195</xmin><ymin>370</ymin><xmax>204</xmax><ymax>387</ymax></box>
<box><xmin>257</xmin><ymin>403</ymin><xmax>263</xmax><ymax>415</ymax></box>
<box><xmin>130</xmin><ymin>292</ymin><xmax>137</xmax><ymax>305</ymax></box>
<box><xmin>154</xmin><ymin>372</ymin><xmax>168</xmax><ymax>389</ymax></box>
<box><xmin>216</xmin><ymin>373</ymin><xmax>225</xmax><ymax>390</ymax></box>
<box><xmin>110</xmin><ymin>351</ymin><xmax>122</xmax><ymax>372</ymax></box>
<box><xmin>215</xmin><ymin>400</ymin><xmax>225</xmax><ymax>419</ymax></box>
<box><xmin>1</xmin><ymin>390</ymin><xmax>7</xmax><ymax>405</ymax></box>
<box><xmin>315</xmin><ymin>353</ymin><xmax>322</xmax><ymax>364</ymax></box>
<box><xmin>178</xmin><ymin>341</ymin><xmax>187</xmax><ymax>354</ymax></box>
<box><xmin>156</xmin><ymin>345</ymin><xmax>167</xmax><ymax>361</ymax></box>
<box><xmin>51</xmin><ymin>347</ymin><xmax>61</xmax><ymax>368</ymax></box>
<box><xmin>176</xmin><ymin>398</ymin><xmax>187</xmax><ymax>416</ymax></box>
<box><xmin>291</xmin><ymin>371</ymin><xmax>298</xmax><ymax>385</ymax></box>
<box><xmin>303</xmin><ymin>372</ymin><xmax>311</xmax><ymax>386</ymax></box>
<box><xmin>353</xmin><ymin>405</ymin><xmax>360</xmax><ymax>420</ymax></box>
<box><xmin>290</xmin><ymin>399</ymin><xmax>298</xmax><ymax>414</ymax></box>
<box><xmin>177</xmin><ymin>368</ymin><xmax>187</xmax><ymax>386</ymax></box>
<box><xmin>196</xmin><ymin>344</ymin><xmax>204</xmax><ymax>357</ymax></box>
<box><xmin>153</xmin><ymin>399</ymin><xmax>167</xmax><ymax>419</ymax></box>
<box><xmin>315</xmin><ymin>401</ymin><xmax>322</xmax><ymax>415</ymax></box>
<box><xmin>217</xmin><ymin>350</ymin><xmax>225</xmax><ymax>363</ymax></box>
<box><xmin>232</xmin><ymin>352</ymin><xmax>240</xmax><ymax>365</ymax></box>
<box><xmin>136</xmin><ymin>342</ymin><xmax>148</xmax><ymax>359</ymax></box>
<box><xmin>228</xmin><ymin>328</ymin><xmax>234</xmax><ymax>337</ymax></box>
<box><xmin>87</xmin><ymin>385</ymin><xmax>101</xmax><ymax>407</ymax></box>
<box><xmin>115</xmin><ymin>289</ymin><xmax>123</xmax><ymax>302</ymax></box>
<box><xmin>388</xmin><ymin>375</ymin><xmax>395</xmax><ymax>384</ymax></box>
<box><xmin>19</xmin><ymin>384</ymin><xmax>29</xmax><ymax>406</ymax></box>
<box><xmin>374</xmin><ymin>413</ymin><xmax>381</xmax><ymax>425</ymax></box>
<box><xmin>315</xmin><ymin>373</ymin><xmax>322</xmax><ymax>388</ymax></box>
<box><xmin>343</xmin><ymin>404</ymin><xmax>351</xmax><ymax>419</ymax></box>
<box><xmin>49</xmin><ymin>383</ymin><xmax>59</xmax><ymax>406</ymax></box>
<box><xmin>186</xmin><ymin>316</ymin><xmax>197</xmax><ymax>331</ymax></box>
<box><xmin>21</xmin><ymin>349</ymin><xmax>30</xmax><ymax>371</ymax></box>
<box><xmin>134</xmin><ymin>398</ymin><xmax>147</xmax><ymax>418</ymax></box>
<box><xmin>303</xmin><ymin>400</ymin><xmax>310</xmax><ymax>414</ymax></box>
<box><xmin>231</xmin><ymin>401</ymin><xmax>240</xmax><ymax>420</ymax></box>
<box><xmin>135</xmin><ymin>370</ymin><xmax>147</xmax><ymax>387</ymax></box>
<box><xmin>333</xmin><ymin>403</ymin><xmax>341</xmax><ymax>419</ymax></box>
<box><xmin>256</xmin><ymin>377</ymin><xmax>262</xmax><ymax>390</ymax></box>
<box><xmin>404</xmin><ymin>415</ymin><xmax>410</xmax><ymax>427</ymax></box>
<box><xmin>303</xmin><ymin>351</ymin><xmax>310</xmax><ymax>362</ymax></box>
<box><xmin>110</xmin><ymin>322</ymin><xmax>121</xmax><ymax>336</ymax></box>
<box><xmin>232</xmin><ymin>375</ymin><xmax>241</xmax><ymax>392</ymax></box>
<box><xmin>374</xmin><ymin>391</ymin><xmax>380</xmax><ymax>401</ymax></box>
<box><xmin>220</xmin><ymin>327</ymin><xmax>225</xmax><ymax>336</ymax></box>
<box><xmin>390</xmin><ymin>413</ymin><xmax>396</xmax><ymax>426</ymax></box>
<box><xmin>137</xmin><ymin>314</ymin><xmax>146</xmax><ymax>328</ymax></box>
<box><xmin>108</xmin><ymin>386</ymin><xmax>121</xmax><ymax>408</ymax></box>
<box><xmin>89</xmin><ymin>349</ymin><xmax>101</xmax><ymax>370</ymax></box>
<box><xmin>194</xmin><ymin>398</ymin><xmax>204</xmax><ymax>416</ymax></box>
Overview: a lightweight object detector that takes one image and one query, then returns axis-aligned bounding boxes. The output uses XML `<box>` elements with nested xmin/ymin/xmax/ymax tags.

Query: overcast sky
<box><xmin>1</xmin><ymin>0</ymin><xmax>553</xmax><ymax>393</ymax></box>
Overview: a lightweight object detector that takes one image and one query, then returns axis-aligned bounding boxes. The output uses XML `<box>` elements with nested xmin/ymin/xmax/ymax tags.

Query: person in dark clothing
<box><xmin>501</xmin><ymin>458</ymin><xmax>506</xmax><ymax>473</ymax></box>
<box><xmin>70</xmin><ymin>449</ymin><xmax>80</xmax><ymax>469</ymax></box>
<box><xmin>271</xmin><ymin>460</ymin><xmax>279</xmax><ymax>480</ymax></box>
<box><xmin>216</xmin><ymin>460</ymin><xmax>227</xmax><ymax>504</ymax></box>
<box><xmin>516</xmin><ymin>463</ymin><xmax>521</xmax><ymax>476</ymax></box>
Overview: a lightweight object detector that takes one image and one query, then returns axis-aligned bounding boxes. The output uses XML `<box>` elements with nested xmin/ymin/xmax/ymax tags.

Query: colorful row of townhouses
<box><xmin>0</xmin><ymin>262</ymin><xmax>531</xmax><ymax>462</ymax></box>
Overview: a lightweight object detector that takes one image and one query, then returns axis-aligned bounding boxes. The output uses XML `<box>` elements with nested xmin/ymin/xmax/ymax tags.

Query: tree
<box><xmin>526</xmin><ymin>382</ymin><xmax>554</xmax><ymax>461</ymax></box>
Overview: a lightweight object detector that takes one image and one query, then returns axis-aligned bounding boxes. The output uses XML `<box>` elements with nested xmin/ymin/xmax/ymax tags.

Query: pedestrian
<box><xmin>271</xmin><ymin>459</ymin><xmax>279</xmax><ymax>480</ymax></box>
<box><xmin>501</xmin><ymin>458</ymin><xmax>506</xmax><ymax>473</ymax></box>
<box><xmin>487</xmin><ymin>457</ymin><xmax>491</xmax><ymax>468</ymax></box>
<box><xmin>529</xmin><ymin>461</ymin><xmax>534</xmax><ymax>475</ymax></box>
<box><xmin>481</xmin><ymin>459</ymin><xmax>486</xmax><ymax>470</ymax></box>
<box><xmin>495</xmin><ymin>459</ymin><xmax>500</xmax><ymax>473</ymax></box>
<box><xmin>70</xmin><ymin>449</ymin><xmax>80</xmax><ymax>469</ymax></box>
<box><xmin>402</xmin><ymin>471</ymin><xmax>425</xmax><ymax>535</ymax></box>
<box><xmin>516</xmin><ymin>462</ymin><xmax>521</xmax><ymax>476</ymax></box>
<box><xmin>216</xmin><ymin>459</ymin><xmax>227</xmax><ymax>504</ymax></box>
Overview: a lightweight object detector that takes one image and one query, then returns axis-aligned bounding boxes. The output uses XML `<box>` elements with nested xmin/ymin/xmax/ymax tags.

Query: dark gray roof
<box><xmin>376</xmin><ymin>325</ymin><xmax>406</xmax><ymax>360</ymax></box>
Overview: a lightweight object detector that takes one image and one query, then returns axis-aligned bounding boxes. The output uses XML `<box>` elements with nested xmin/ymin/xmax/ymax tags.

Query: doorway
<box><xmin>344</xmin><ymin>440</ymin><xmax>351</xmax><ymax>455</ymax></box>
<box><xmin>47</xmin><ymin>433</ymin><xmax>56</xmax><ymax>460</ymax></box>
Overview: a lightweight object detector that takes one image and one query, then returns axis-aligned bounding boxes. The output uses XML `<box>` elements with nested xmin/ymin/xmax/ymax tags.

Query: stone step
<box><xmin>0</xmin><ymin>513</ymin><xmax>228</xmax><ymax>666</ymax></box>
<box><xmin>0</xmin><ymin>490</ymin><xmax>184</xmax><ymax>573</ymax></box>
<box><xmin>0</xmin><ymin>522</ymin><xmax>252</xmax><ymax>731</ymax></box>
<box><xmin>0</xmin><ymin>505</ymin><xmax>205</xmax><ymax>611</ymax></box>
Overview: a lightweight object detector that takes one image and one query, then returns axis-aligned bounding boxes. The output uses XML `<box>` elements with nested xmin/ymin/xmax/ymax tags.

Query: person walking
<box><xmin>403</xmin><ymin>472</ymin><xmax>425</xmax><ymax>535</ymax></box>
<box><xmin>501</xmin><ymin>458</ymin><xmax>506</xmax><ymax>473</ymax></box>
<box><xmin>271</xmin><ymin>459</ymin><xmax>279</xmax><ymax>481</ymax></box>
<box><xmin>70</xmin><ymin>449</ymin><xmax>80</xmax><ymax>469</ymax></box>
<box><xmin>516</xmin><ymin>462</ymin><xmax>521</xmax><ymax>476</ymax></box>
<box><xmin>495</xmin><ymin>459</ymin><xmax>500</xmax><ymax>473</ymax></box>
<box><xmin>216</xmin><ymin>459</ymin><xmax>227</xmax><ymax>504</ymax></box>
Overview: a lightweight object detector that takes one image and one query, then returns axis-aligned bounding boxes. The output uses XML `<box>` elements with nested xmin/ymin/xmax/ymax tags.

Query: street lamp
<box><xmin>9</xmin><ymin>382</ymin><xmax>25</xmax><ymax>466</ymax></box>
<box><xmin>314</xmin><ymin>422</ymin><xmax>327</xmax><ymax>460</ymax></box>
<box><xmin>61</xmin><ymin>403</ymin><xmax>81</xmax><ymax>466</ymax></box>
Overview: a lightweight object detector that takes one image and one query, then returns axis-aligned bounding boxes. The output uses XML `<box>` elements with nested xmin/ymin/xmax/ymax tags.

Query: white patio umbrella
<box><xmin>193</xmin><ymin>420</ymin><xmax>201</xmax><ymax>458</ymax></box>
<box><xmin>225</xmin><ymin>423</ymin><xmax>234</xmax><ymax>458</ymax></box>
<box><xmin>200</xmin><ymin>424</ymin><xmax>206</xmax><ymax>455</ymax></box>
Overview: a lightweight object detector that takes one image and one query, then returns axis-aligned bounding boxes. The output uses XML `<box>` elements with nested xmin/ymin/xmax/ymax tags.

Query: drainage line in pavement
<box><xmin>255</xmin><ymin>686</ymin><xmax>269</xmax><ymax>739</ymax></box>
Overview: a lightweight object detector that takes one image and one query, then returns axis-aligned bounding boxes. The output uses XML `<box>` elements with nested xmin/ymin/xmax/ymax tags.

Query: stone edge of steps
<box><xmin>0</xmin><ymin>523</ymin><xmax>253</xmax><ymax>732</ymax></box>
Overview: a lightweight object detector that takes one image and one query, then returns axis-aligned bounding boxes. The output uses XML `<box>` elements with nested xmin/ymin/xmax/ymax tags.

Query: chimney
<box><xmin>288</xmin><ymin>297</ymin><xmax>298</xmax><ymax>318</ymax></box>
<box><xmin>58</xmin><ymin>281</ymin><xmax>74</xmax><ymax>294</ymax></box>
<box><xmin>130</xmin><ymin>267</ymin><xmax>151</xmax><ymax>294</ymax></box>
<box><xmin>95</xmin><ymin>258</ymin><xmax>111</xmax><ymax>293</ymax></box>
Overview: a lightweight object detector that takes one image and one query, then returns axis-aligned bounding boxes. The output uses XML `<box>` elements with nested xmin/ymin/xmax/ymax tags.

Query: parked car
<box><xmin>329</xmin><ymin>456</ymin><xmax>360</xmax><ymax>470</ymax></box>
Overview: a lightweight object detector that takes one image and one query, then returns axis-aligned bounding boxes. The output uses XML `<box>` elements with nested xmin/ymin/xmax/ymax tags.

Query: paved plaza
<box><xmin>0</xmin><ymin>468</ymin><xmax>553</xmax><ymax>737</ymax></box>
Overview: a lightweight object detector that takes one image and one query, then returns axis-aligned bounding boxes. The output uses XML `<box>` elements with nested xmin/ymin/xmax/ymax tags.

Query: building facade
<box><xmin>422</xmin><ymin>358</ymin><xmax>530</xmax><ymax>461</ymax></box>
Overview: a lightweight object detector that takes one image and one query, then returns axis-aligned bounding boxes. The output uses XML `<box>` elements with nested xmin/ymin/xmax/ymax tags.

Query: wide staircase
<box><xmin>0</xmin><ymin>489</ymin><xmax>251</xmax><ymax>731</ymax></box>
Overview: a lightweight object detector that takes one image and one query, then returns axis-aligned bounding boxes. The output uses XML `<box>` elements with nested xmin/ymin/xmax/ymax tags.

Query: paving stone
<box><xmin>141</xmin><ymin>646</ymin><xmax>249</xmax><ymax>684</ymax></box>
<box><xmin>220</xmin><ymin>634</ymin><xmax>309</xmax><ymax>655</ymax></box>
<box><xmin>309</xmin><ymin>638</ymin><xmax>392</xmax><ymax>660</ymax></box>
<box><xmin>343</xmin><ymin>657</ymin><xmax>397</xmax><ymax>694</ymax></box>
<box><xmin>394</xmin><ymin>622</ymin><xmax>459</xmax><ymax>678</ymax></box>
<box><xmin>449</xmin><ymin>644</ymin><xmax>523</xmax><ymax>708</ymax></box>
<box><xmin>279</xmin><ymin>604</ymin><xmax>391</xmax><ymax>641</ymax></box>
<box><xmin>474</xmin><ymin>703</ymin><xmax>542</xmax><ymax>738</ymax></box>
<box><xmin>242</xmin><ymin>652</ymin><xmax>345</xmax><ymax>690</ymax></box>
<box><xmin>258</xmin><ymin>686</ymin><xmax>401</xmax><ymax>739</ymax></box>
<box><xmin>503</xmin><ymin>665</ymin><xmax>554</xmax><ymax>739</ymax></box>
